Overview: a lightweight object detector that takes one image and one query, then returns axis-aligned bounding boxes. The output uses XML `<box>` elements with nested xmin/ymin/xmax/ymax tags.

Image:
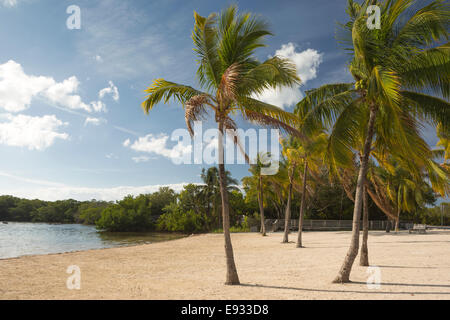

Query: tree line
<box><xmin>1</xmin><ymin>166</ymin><xmax>446</xmax><ymax>232</ymax></box>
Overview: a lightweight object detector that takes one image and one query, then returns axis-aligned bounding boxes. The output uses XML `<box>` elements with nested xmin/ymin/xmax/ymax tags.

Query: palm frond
<box><xmin>142</xmin><ymin>79</ymin><xmax>207</xmax><ymax>113</ymax></box>
<box><xmin>185</xmin><ymin>94</ymin><xmax>211</xmax><ymax>136</ymax></box>
<box><xmin>238</xmin><ymin>56</ymin><xmax>300</xmax><ymax>96</ymax></box>
<box><xmin>193</xmin><ymin>11</ymin><xmax>221</xmax><ymax>91</ymax></box>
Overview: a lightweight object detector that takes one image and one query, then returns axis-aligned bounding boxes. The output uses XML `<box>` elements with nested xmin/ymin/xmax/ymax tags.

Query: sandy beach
<box><xmin>1</xmin><ymin>230</ymin><xmax>450</xmax><ymax>300</ymax></box>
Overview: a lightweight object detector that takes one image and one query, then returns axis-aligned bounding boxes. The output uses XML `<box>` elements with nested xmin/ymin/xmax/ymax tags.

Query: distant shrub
<box><xmin>157</xmin><ymin>203</ymin><xmax>205</xmax><ymax>233</ymax></box>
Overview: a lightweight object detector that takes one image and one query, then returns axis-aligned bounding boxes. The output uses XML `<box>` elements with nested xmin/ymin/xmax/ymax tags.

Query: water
<box><xmin>0</xmin><ymin>222</ymin><xmax>185</xmax><ymax>259</ymax></box>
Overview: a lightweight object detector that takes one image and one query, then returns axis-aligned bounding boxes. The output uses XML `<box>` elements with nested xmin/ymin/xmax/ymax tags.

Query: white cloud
<box><xmin>43</xmin><ymin>76</ymin><xmax>92</xmax><ymax>113</ymax></box>
<box><xmin>127</xmin><ymin>133</ymin><xmax>192</xmax><ymax>161</ymax></box>
<box><xmin>99</xmin><ymin>81</ymin><xmax>119</xmax><ymax>102</ymax></box>
<box><xmin>0</xmin><ymin>60</ymin><xmax>99</xmax><ymax>113</ymax></box>
<box><xmin>0</xmin><ymin>113</ymin><xmax>69</xmax><ymax>150</ymax></box>
<box><xmin>5</xmin><ymin>183</ymin><xmax>190</xmax><ymax>201</ymax></box>
<box><xmin>123</xmin><ymin>138</ymin><xmax>131</xmax><ymax>147</ymax></box>
<box><xmin>84</xmin><ymin>117</ymin><xmax>105</xmax><ymax>126</ymax></box>
<box><xmin>1</xmin><ymin>0</ymin><xmax>18</xmax><ymax>7</ymax></box>
<box><xmin>0</xmin><ymin>60</ymin><xmax>53</xmax><ymax>112</ymax></box>
<box><xmin>0</xmin><ymin>170</ymin><xmax>199</xmax><ymax>202</ymax></box>
<box><xmin>253</xmin><ymin>43</ymin><xmax>323</xmax><ymax>109</ymax></box>
<box><xmin>255</xmin><ymin>86</ymin><xmax>304</xmax><ymax>110</ymax></box>
<box><xmin>280</xmin><ymin>45</ymin><xmax>323</xmax><ymax>83</ymax></box>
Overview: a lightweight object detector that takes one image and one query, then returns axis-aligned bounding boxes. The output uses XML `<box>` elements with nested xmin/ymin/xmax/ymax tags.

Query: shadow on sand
<box><xmin>239</xmin><ymin>280</ymin><xmax>450</xmax><ymax>296</ymax></box>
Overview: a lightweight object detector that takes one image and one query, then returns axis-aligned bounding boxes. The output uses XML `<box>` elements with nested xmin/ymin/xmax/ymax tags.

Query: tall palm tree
<box><xmin>301</xmin><ymin>0</ymin><xmax>449</xmax><ymax>283</ymax></box>
<box><xmin>242</xmin><ymin>152</ymin><xmax>272</xmax><ymax>236</ymax></box>
<box><xmin>280</xmin><ymin>137</ymin><xmax>302</xmax><ymax>243</ymax></box>
<box><xmin>142</xmin><ymin>5</ymin><xmax>302</xmax><ymax>285</ymax></box>
<box><xmin>264</xmin><ymin>162</ymin><xmax>290</xmax><ymax>220</ymax></box>
<box><xmin>337</xmin><ymin>161</ymin><xmax>375</xmax><ymax>266</ymax></box>
<box><xmin>294</xmin><ymin>100</ymin><xmax>329</xmax><ymax>248</ymax></box>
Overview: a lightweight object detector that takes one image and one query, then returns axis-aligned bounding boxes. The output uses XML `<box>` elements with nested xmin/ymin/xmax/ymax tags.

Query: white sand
<box><xmin>1</xmin><ymin>230</ymin><xmax>450</xmax><ymax>300</ymax></box>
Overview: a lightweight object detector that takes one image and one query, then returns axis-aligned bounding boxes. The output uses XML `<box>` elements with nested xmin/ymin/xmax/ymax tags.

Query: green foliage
<box><xmin>96</xmin><ymin>190</ymin><xmax>176</xmax><ymax>232</ymax></box>
<box><xmin>157</xmin><ymin>203</ymin><xmax>205</xmax><ymax>233</ymax></box>
<box><xmin>0</xmin><ymin>196</ymin><xmax>109</xmax><ymax>224</ymax></box>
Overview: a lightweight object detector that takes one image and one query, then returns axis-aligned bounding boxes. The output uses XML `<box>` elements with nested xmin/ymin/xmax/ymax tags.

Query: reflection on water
<box><xmin>0</xmin><ymin>222</ymin><xmax>185</xmax><ymax>259</ymax></box>
<box><xmin>98</xmin><ymin>231</ymin><xmax>186</xmax><ymax>245</ymax></box>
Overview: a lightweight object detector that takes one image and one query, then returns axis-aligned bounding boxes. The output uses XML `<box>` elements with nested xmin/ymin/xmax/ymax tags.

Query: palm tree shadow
<box><xmin>350</xmin><ymin>281</ymin><xmax>450</xmax><ymax>288</ymax></box>
<box><xmin>239</xmin><ymin>282</ymin><xmax>450</xmax><ymax>295</ymax></box>
<box><xmin>376</xmin><ymin>265</ymin><xmax>440</xmax><ymax>269</ymax></box>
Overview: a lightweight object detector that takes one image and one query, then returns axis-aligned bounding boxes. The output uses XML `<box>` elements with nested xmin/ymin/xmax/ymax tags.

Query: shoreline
<box><xmin>0</xmin><ymin>234</ymin><xmax>192</xmax><ymax>262</ymax></box>
<box><xmin>1</xmin><ymin>231</ymin><xmax>450</xmax><ymax>300</ymax></box>
<box><xmin>0</xmin><ymin>222</ymin><xmax>188</xmax><ymax>260</ymax></box>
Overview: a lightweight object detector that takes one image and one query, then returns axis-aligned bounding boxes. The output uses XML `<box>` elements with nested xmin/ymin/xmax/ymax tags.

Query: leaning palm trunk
<box><xmin>218</xmin><ymin>122</ymin><xmax>240</xmax><ymax>285</ymax></box>
<box><xmin>283</xmin><ymin>166</ymin><xmax>295</xmax><ymax>243</ymax></box>
<box><xmin>360</xmin><ymin>185</ymin><xmax>369</xmax><ymax>266</ymax></box>
<box><xmin>258</xmin><ymin>175</ymin><xmax>266</xmax><ymax>236</ymax></box>
<box><xmin>297</xmin><ymin>160</ymin><xmax>308</xmax><ymax>248</ymax></box>
<box><xmin>333</xmin><ymin>105</ymin><xmax>377</xmax><ymax>283</ymax></box>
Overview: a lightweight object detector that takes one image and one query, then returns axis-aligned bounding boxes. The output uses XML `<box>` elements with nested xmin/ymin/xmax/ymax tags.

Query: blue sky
<box><xmin>0</xmin><ymin>0</ymin><xmax>441</xmax><ymax>201</ymax></box>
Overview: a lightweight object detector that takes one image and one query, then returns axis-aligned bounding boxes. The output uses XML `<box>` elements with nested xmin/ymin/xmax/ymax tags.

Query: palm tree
<box><xmin>294</xmin><ymin>101</ymin><xmax>329</xmax><ymax>248</ymax></box>
<box><xmin>297</xmin><ymin>137</ymin><xmax>328</xmax><ymax>248</ymax></box>
<box><xmin>301</xmin><ymin>0</ymin><xmax>449</xmax><ymax>283</ymax></box>
<box><xmin>368</xmin><ymin>154</ymin><xmax>449</xmax><ymax>231</ymax></box>
<box><xmin>242</xmin><ymin>152</ymin><xmax>272</xmax><ymax>236</ymax></box>
<box><xmin>142</xmin><ymin>5</ymin><xmax>302</xmax><ymax>285</ymax></box>
<box><xmin>200</xmin><ymin>167</ymin><xmax>239</xmax><ymax>229</ymax></box>
<box><xmin>337</xmin><ymin>162</ymin><xmax>374</xmax><ymax>266</ymax></box>
<box><xmin>264</xmin><ymin>162</ymin><xmax>290</xmax><ymax>220</ymax></box>
<box><xmin>200</xmin><ymin>167</ymin><xmax>219</xmax><ymax>229</ymax></box>
<box><xmin>280</xmin><ymin>137</ymin><xmax>302</xmax><ymax>243</ymax></box>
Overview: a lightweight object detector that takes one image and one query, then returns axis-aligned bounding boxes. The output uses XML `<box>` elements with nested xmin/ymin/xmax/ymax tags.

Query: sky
<box><xmin>0</xmin><ymin>0</ymin><xmax>442</xmax><ymax>201</ymax></box>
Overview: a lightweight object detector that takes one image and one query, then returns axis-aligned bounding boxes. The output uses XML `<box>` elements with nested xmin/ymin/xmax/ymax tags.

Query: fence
<box><xmin>259</xmin><ymin>219</ymin><xmax>411</xmax><ymax>232</ymax></box>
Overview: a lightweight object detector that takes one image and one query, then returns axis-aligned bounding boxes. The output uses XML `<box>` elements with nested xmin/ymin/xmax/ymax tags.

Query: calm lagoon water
<box><xmin>0</xmin><ymin>222</ymin><xmax>185</xmax><ymax>259</ymax></box>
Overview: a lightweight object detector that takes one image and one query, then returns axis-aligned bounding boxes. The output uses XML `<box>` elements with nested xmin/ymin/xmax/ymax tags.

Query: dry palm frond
<box><xmin>218</xmin><ymin>63</ymin><xmax>240</xmax><ymax>106</ymax></box>
<box><xmin>243</xmin><ymin>109</ymin><xmax>304</xmax><ymax>139</ymax></box>
<box><xmin>223</xmin><ymin>116</ymin><xmax>237</xmax><ymax>131</ymax></box>
<box><xmin>185</xmin><ymin>94</ymin><xmax>210</xmax><ymax>136</ymax></box>
<box><xmin>223</xmin><ymin>116</ymin><xmax>250</xmax><ymax>164</ymax></box>
<box><xmin>341</xmin><ymin>168</ymin><xmax>356</xmax><ymax>202</ymax></box>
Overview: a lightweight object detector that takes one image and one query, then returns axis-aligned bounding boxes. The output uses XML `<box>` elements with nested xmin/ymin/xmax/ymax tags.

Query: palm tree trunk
<box><xmin>206</xmin><ymin>196</ymin><xmax>211</xmax><ymax>231</ymax></box>
<box><xmin>283</xmin><ymin>165</ymin><xmax>295</xmax><ymax>243</ymax></box>
<box><xmin>258</xmin><ymin>175</ymin><xmax>266</xmax><ymax>236</ymax></box>
<box><xmin>297</xmin><ymin>159</ymin><xmax>308</xmax><ymax>248</ymax></box>
<box><xmin>218</xmin><ymin>121</ymin><xmax>240</xmax><ymax>285</ymax></box>
<box><xmin>395</xmin><ymin>207</ymin><xmax>400</xmax><ymax>232</ymax></box>
<box><xmin>333</xmin><ymin>104</ymin><xmax>377</xmax><ymax>283</ymax></box>
<box><xmin>360</xmin><ymin>185</ymin><xmax>369</xmax><ymax>266</ymax></box>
